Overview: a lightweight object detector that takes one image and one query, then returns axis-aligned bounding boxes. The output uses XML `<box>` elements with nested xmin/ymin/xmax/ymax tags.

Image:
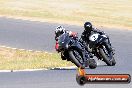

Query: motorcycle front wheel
<box><xmin>99</xmin><ymin>46</ymin><xmax>116</xmax><ymax>66</ymax></box>
<box><xmin>69</xmin><ymin>50</ymin><xmax>85</xmax><ymax>69</ymax></box>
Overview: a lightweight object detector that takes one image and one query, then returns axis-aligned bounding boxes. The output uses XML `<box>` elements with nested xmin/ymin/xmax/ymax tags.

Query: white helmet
<box><xmin>55</xmin><ymin>26</ymin><xmax>65</xmax><ymax>36</ymax></box>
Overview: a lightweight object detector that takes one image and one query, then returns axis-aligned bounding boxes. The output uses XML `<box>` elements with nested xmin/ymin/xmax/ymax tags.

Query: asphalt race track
<box><xmin>0</xmin><ymin>17</ymin><xmax>83</xmax><ymax>52</ymax></box>
<box><xmin>0</xmin><ymin>17</ymin><xmax>132</xmax><ymax>88</ymax></box>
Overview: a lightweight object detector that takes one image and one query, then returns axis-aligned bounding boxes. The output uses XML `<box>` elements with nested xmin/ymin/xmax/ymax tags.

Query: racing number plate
<box><xmin>89</xmin><ymin>33</ymin><xmax>99</xmax><ymax>41</ymax></box>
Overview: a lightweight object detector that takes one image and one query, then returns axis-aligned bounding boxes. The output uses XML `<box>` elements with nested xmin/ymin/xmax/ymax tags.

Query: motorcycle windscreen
<box><xmin>58</xmin><ymin>33</ymin><xmax>71</xmax><ymax>49</ymax></box>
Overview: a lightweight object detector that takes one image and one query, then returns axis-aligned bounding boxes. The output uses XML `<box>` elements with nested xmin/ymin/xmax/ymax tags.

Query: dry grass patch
<box><xmin>0</xmin><ymin>0</ymin><xmax>131</xmax><ymax>29</ymax></box>
<box><xmin>0</xmin><ymin>47</ymin><xmax>73</xmax><ymax>70</ymax></box>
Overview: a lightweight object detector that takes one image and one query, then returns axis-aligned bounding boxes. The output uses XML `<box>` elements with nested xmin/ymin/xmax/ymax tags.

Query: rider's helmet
<box><xmin>55</xmin><ymin>26</ymin><xmax>66</xmax><ymax>37</ymax></box>
<box><xmin>84</xmin><ymin>22</ymin><xmax>92</xmax><ymax>32</ymax></box>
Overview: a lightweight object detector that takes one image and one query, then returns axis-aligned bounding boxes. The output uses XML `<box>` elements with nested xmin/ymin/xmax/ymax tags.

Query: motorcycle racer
<box><xmin>81</xmin><ymin>22</ymin><xmax>114</xmax><ymax>54</ymax></box>
<box><xmin>55</xmin><ymin>26</ymin><xmax>77</xmax><ymax>52</ymax></box>
<box><xmin>54</xmin><ymin>26</ymin><xmax>96</xmax><ymax>68</ymax></box>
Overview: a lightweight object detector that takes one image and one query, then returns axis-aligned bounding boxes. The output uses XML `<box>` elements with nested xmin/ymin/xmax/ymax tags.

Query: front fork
<box><xmin>103</xmin><ymin>39</ymin><xmax>115</xmax><ymax>57</ymax></box>
<box><xmin>94</xmin><ymin>48</ymin><xmax>103</xmax><ymax>60</ymax></box>
<box><xmin>98</xmin><ymin>42</ymin><xmax>113</xmax><ymax>60</ymax></box>
<box><xmin>76</xmin><ymin>45</ymin><xmax>89</xmax><ymax>65</ymax></box>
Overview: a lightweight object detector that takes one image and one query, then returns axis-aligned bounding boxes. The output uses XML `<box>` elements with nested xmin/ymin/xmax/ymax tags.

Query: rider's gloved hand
<box><xmin>69</xmin><ymin>31</ymin><xmax>77</xmax><ymax>38</ymax></box>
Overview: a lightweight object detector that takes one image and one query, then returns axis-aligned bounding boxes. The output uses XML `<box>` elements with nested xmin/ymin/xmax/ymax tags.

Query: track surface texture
<box><xmin>0</xmin><ymin>17</ymin><xmax>132</xmax><ymax>88</ymax></box>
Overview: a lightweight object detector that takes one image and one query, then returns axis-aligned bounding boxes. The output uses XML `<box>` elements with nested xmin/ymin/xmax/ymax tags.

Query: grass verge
<box><xmin>0</xmin><ymin>0</ymin><xmax>132</xmax><ymax>29</ymax></box>
<box><xmin>0</xmin><ymin>47</ymin><xmax>73</xmax><ymax>70</ymax></box>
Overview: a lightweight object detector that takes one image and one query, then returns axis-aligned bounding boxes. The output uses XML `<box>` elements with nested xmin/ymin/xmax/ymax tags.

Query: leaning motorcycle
<box><xmin>87</xmin><ymin>33</ymin><xmax>116</xmax><ymax>66</ymax></box>
<box><xmin>58</xmin><ymin>33</ymin><xmax>97</xmax><ymax>69</ymax></box>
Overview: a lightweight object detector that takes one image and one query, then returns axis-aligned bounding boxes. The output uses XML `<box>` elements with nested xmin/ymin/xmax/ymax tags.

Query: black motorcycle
<box><xmin>87</xmin><ymin>33</ymin><xmax>116</xmax><ymax>66</ymax></box>
<box><xmin>58</xmin><ymin>33</ymin><xmax>97</xmax><ymax>69</ymax></box>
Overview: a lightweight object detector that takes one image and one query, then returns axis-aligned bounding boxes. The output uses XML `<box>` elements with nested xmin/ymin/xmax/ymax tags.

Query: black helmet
<box><xmin>84</xmin><ymin>22</ymin><xmax>92</xmax><ymax>31</ymax></box>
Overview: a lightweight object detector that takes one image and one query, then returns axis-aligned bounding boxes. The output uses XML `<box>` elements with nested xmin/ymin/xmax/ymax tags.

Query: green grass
<box><xmin>0</xmin><ymin>0</ymin><xmax>131</xmax><ymax>28</ymax></box>
<box><xmin>0</xmin><ymin>47</ymin><xmax>73</xmax><ymax>70</ymax></box>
